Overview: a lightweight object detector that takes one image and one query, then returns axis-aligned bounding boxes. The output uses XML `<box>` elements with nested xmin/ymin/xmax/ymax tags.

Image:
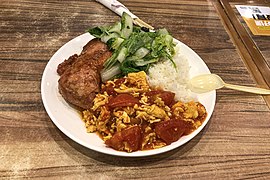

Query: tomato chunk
<box><xmin>146</xmin><ymin>90</ymin><xmax>175</xmax><ymax>106</ymax></box>
<box><xmin>105</xmin><ymin>132</ymin><xmax>124</xmax><ymax>150</ymax></box>
<box><xmin>158</xmin><ymin>91</ymin><xmax>175</xmax><ymax>106</ymax></box>
<box><xmin>122</xmin><ymin>126</ymin><xmax>142</xmax><ymax>151</ymax></box>
<box><xmin>105</xmin><ymin>126</ymin><xmax>142</xmax><ymax>151</ymax></box>
<box><xmin>155</xmin><ymin>119</ymin><xmax>186</xmax><ymax>144</ymax></box>
<box><xmin>108</xmin><ymin>94</ymin><xmax>139</xmax><ymax>108</ymax></box>
<box><xmin>102</xmin><ymin>84</ymin><xmax>116</xmax><ymax>95</ymax></box>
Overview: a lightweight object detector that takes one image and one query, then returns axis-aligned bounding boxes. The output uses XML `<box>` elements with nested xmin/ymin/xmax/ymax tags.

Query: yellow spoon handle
<box><xmin>224</xmin><ymin>83</ymin><xmax>270</xmax><ymax>95</ymax></box>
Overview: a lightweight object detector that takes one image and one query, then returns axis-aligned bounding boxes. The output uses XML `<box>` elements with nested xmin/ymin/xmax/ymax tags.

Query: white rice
<box><xmin>147</xmin><ymin>44</ymin><xmax>197</xmax><ymax>102</ymax></box>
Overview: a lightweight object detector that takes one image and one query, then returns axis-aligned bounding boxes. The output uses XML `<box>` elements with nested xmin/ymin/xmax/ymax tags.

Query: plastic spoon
<box><xmin>188</xmin><ymin>74</ymin><xmax>270</xmax><ymax>95</ymax></box>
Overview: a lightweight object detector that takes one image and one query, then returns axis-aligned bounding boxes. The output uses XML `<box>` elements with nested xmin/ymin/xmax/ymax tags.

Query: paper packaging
<box><xmin>96</xmin><ymin>0</ymin><xmax>138</xmax><ymax>19</ymax></box>
<box><xmin>235</xmin><ymin>5</ymin><xmax>270</xmax><ymax>36</ymax></box>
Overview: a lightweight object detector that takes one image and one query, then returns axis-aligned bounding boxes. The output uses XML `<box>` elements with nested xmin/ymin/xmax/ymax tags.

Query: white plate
<box><xmin>41</xmin><ymin>33</ymin><xmax>216</xmax><ymax>157</ymax></box>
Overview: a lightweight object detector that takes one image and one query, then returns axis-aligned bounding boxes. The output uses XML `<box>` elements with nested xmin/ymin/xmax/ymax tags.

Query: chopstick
<box><xmin>133</xmin><ymin>18</ymin><xmax>154</xmax><ymax>30</ymax></box>
<box><xmin>95</xmin><ymin>0</ymin><xmax>154</xmax><ymax>30</ymax></box>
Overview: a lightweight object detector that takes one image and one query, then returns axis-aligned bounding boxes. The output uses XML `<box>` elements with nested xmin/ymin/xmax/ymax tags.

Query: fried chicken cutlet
<box><xmin>57</xmin><ymin>38</ymin><xmax>112</xmax><ymax>109</ymax></box>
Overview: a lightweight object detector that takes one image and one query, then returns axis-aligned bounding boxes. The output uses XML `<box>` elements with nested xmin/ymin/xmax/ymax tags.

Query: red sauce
<box><xmin>86</xmin><ymin>73</ymin><xmax>207</xmax><ymax>152</ymax></box>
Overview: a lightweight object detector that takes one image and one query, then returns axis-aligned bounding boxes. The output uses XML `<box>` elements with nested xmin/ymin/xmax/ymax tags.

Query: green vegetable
<box><xmin>134</xmin><ymin>47</ymin><xmax>150</xmax><ymax>58</ymax></box>
<box><xmin>100</xmin><ymin>63</ymin><xmax>121</xmax><ymax>82</ymax></box>
<box><xmin>120</xmin><ymin>12</ymin><xmax>133</xmax><ymax>39</ymax></box>
<box><xmin>108</xmin><ymin>22</ymin><xmax>122</xmax><ymax>34</ymax></box>
<box><xmin>101</xmin><ymin>32</ymin><xmax>119</xmax><ymax>43</ymax></box>
<box><xmin>88</xmin><ymin>27</ymin><xmax>106</xmax><ymax>38</ymax></box>
<box><xmin>116</xmin><ymin>47</ymin><xmax>128</xmax><ymax>63</ymax></box>
<box><xmin>107</xmin><ymin>37</ymin><xmax>124</xmax><ymax>50</ymax></box>
<box><xmin>88</xmin><ymin>13</ymin><xmax>176</xmax><ymax>82</ymax></box>
<box><xmin>120</xmin><ymin>59</ymin><xmax>149</xmax><ymax>75</ymax></box>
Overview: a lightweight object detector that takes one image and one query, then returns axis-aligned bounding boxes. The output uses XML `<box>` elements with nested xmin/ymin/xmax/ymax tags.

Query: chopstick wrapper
<box><xmin>95</xmin><ymin>0</ymin><xmax>138</xmax><ymax>19</ymax></box>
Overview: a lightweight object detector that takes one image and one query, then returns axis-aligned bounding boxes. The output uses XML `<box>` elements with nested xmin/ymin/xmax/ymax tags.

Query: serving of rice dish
<box><xmin>147</xmin><ymin>44</ymin><xmax>197</xmax><ymax>102</ymax></box>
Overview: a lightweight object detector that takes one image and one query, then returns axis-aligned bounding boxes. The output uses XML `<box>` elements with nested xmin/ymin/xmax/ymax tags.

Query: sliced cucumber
<box><xmin>101</xmin><ymin>32</ymin><xmax>120</xmax><ymax>43</ymax></box>
<box><xmin>109</xmin><ymin>21</ymin><xmax>122</xmax><ymax>34</ymax></box>
<box><xmin>134</xmin><ymin>58</ymin><xmax>158</xmax><ymax>66</ymax></box>
<box><xmin>101</xmin><ymin>63</ymin><xmax>121</xmax><ymax>82</ymax></box>
<box><xmin>121</xmin><ymin>12</ymin><xmax>133</xmax><ymax>39</ymax></box>
<box><xmin>134</xmin><ymin>47</ymin><xmax>150</xmax><ymax>58</ymax></box>
<box><xmin>111</xmin><ymin>37</ymin><xmax>124</xmax><ymax>50</ymax></box>
<box><xmin>116</xmin><ymin>47</ymin><xmax>128</xmax><ymax>63</ymax></box>
<box><xmin>88</xmin><ymin>13</ymin><xmax>178</xmax><ymax>79</ymax></box>
<box><xmin>157</xmin><ymin>28</ymin><xmax>169</xmax><ymax>35</ymax></box>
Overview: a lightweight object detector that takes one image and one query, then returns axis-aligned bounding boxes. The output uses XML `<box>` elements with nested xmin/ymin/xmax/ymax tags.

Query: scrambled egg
<box><xmin>92</xmin><ymin>93</ymin><xmax>109</xmax><ymax>111</ymax></box>
<box><xmin>82</xmin><ymin>71</ymin><xmax>207</xmax><ymax>152</ymax></box>
<box><xmin>114</xmin><ymin>71</ymin><xmax>149</xmax><ymax>94</ymax></box>
<box><xmin>135</xmin><ymin>104</ymin><xmax>169</xmax><ymax>123</ymax></box>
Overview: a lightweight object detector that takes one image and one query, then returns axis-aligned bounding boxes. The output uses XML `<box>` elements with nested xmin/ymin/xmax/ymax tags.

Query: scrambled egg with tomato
<box><xmin>82</xmin><ymin>71</ymin><xmax>207</xmax><ymax>152</ymax></box>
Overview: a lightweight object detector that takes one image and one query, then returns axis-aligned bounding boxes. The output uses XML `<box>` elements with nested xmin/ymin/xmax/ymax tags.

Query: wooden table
<box><xmin>1</xmin><ymin>0</ymin><xmax>270</xmax><ymax>179</ymax></box>
<box><xmin>217</xmin><ymin>0</ymin><xmax>270</xmax><ymax>107</ymax></box>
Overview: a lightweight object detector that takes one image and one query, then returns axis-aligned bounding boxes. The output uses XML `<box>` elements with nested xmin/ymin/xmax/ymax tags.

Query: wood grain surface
<box><xmin>0</xmin><ymin>0</ymin><xmax>270</xmax><ymax>179</ymax></box>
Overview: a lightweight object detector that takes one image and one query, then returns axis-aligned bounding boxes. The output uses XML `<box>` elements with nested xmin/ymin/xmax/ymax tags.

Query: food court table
<box><xmin>1</xmin><ymin>0</ymin><xmax>270</xmax><ymax>179</ymax></box>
